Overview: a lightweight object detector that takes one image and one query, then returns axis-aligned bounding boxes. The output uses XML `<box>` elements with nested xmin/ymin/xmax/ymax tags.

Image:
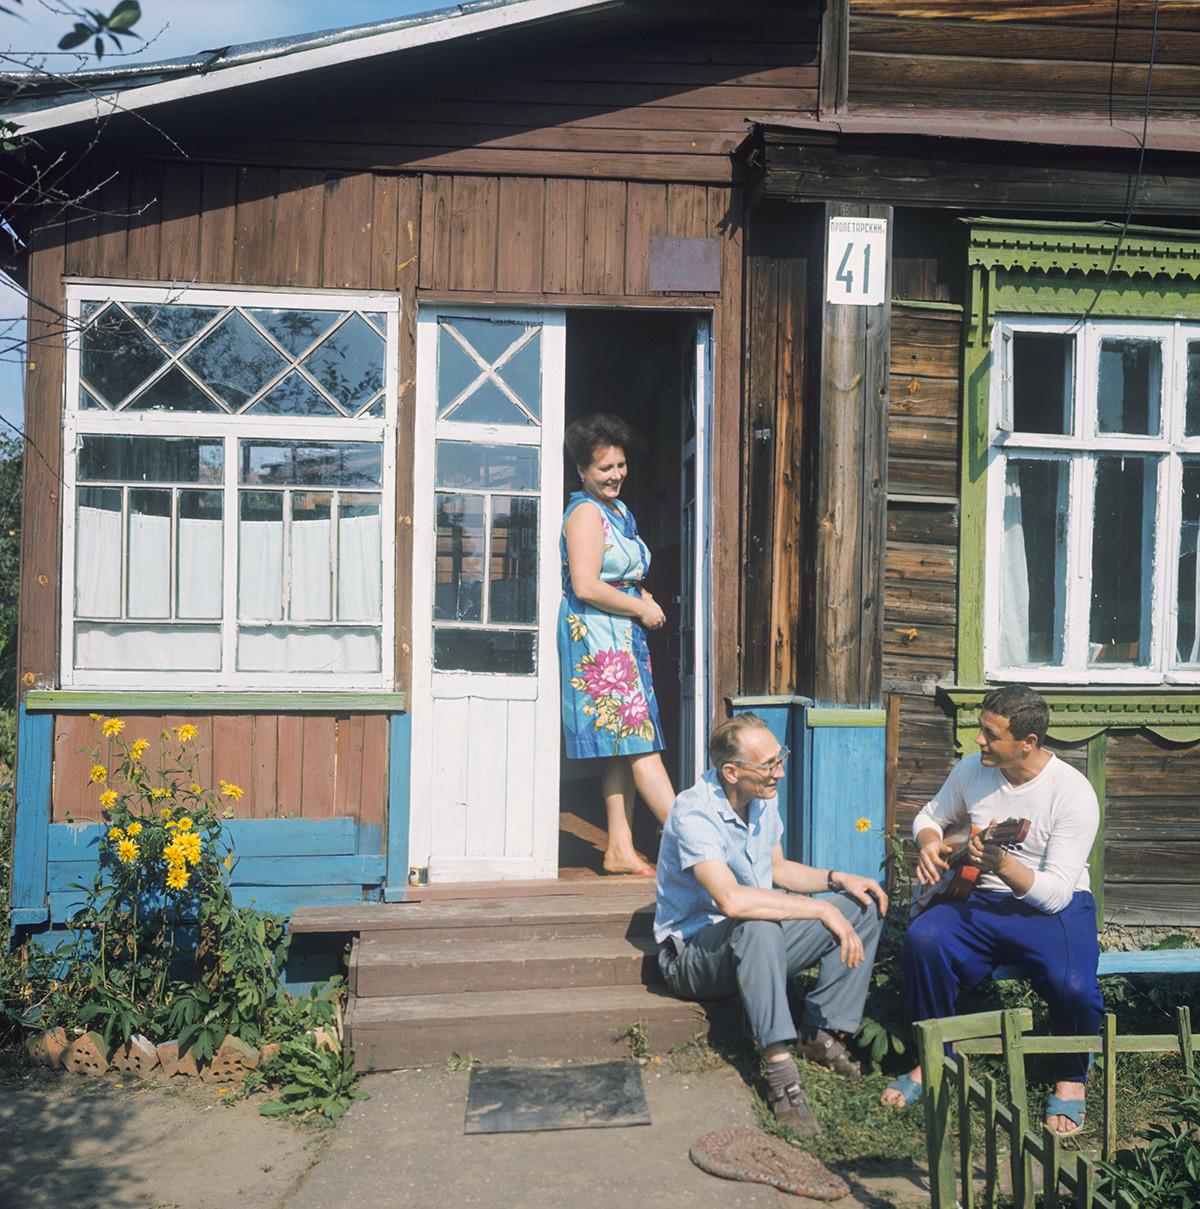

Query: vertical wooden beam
<box><xmin>813</xmin><ymin>201</ymin><xmax>891</xmax><ymax>706</ymax></box>
<box><xmin>1086</xmin><ymin>730</ymin><xmax>1107</xmax><ymax>928</ymax></box>
<box><xmin>384</xmin><ymin>711</ymin><xmax>411</xmax><ymax>901</ymax></box>
<box><xmin>819</xmin><ymin>0</ymin><xmax>850</xmax><ymax>115</ymax></box>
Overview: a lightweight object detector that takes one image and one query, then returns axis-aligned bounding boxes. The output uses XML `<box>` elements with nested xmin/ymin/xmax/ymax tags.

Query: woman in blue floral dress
<box><xmin>559</xmin><ymin>415</ymin><xmax>675</xmax><ymax>875</ymax></box>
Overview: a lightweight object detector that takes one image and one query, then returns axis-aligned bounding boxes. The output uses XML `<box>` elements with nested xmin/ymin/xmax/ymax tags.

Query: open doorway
<box><xmin>557</xmin><ymin>307</ymin><xmax>702</xmax><ymax>877</ymax></box>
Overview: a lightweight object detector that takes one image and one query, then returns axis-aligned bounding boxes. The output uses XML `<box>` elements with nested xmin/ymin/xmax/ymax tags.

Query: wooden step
<box><xmin>293</xmin><ymin>894</ymin><xmax>655</xmax><ymax>942</ymax></box>
<box><xmin>345</xmin><ymin>983</ymin><xmax>717</xmax><ymax>1068</ymax></box>
<box><xmin>350</xmin><ymin>934</ymin><xmax>660</xmax><ymax>998</ymax></box>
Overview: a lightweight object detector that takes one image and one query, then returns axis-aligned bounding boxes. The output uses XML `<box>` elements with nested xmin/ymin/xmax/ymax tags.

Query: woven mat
<box><xmin>689</xmin><ymin>1127</ymin><xmax>850</xmax><ymax>1200</ymax></box>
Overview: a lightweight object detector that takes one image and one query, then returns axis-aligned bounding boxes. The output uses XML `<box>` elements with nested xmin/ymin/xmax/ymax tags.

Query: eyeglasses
<box><xmin>732</xmin><ymin>747</ymin><xmax>790</xmax><ymax>774</ymax></box>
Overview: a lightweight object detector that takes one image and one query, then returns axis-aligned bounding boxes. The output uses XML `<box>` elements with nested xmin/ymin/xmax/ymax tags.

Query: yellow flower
<box><xmin>89</xmin><ymin>765</ymin><xmax>108</xmax><ymax>783</ymax></box>
<box><xmin>178</xmin><ymin>832</ymin><xmax>202</xmax><ymax>865</ymax></box>
<box><xmin>855</xmin><ymin>817</ymin><xmax>872</xmax><ymax>834</ymax></box>
<box><xmin>220</xmin><ymin>781</ymin><xmax>244</xmax><ymax>802</ymax></box>
<box><xmin>166</xmin><ymin>863</ymin><xmax>189</xmax><ymax>891</ymax></box>
<box><xmin>189</xmin><ymin>784</ymin><xmax>201</xmax><ymax>795</ymax></box>
<box><xmin>108</xmin><ymin>827</ymin><xmax>124</xmax><ymax>843</ymax></box>
<box><xmin>159</xmin><ymin>806</ymin><xmax>172</xmax><ymax>818</ymax></box>
<box><xmin>223</xmin><ymin>854</ymin><xmax>234</xmax><ymax>872</ymax></box>
<box><xmin>126</xmin><ymin>822</ymin><xmax>142</xmax><ymax>837</ymax></box>
<box><xmin>130</xmin><ymin>739</ymin><xmax>149</xmax><ymax>759</ymax></box>
<box><xmin>102</xmin><ymin>717</ymin><xmax>125</xmax><ymax>737</ymax></box>
<box><xmin>164</xmin><ymin>840</ymin><xmax>187</xmax><ymax>866</ymax></box>
<box><xmin>99</xmin><ymin>791</ymin><xmax>118</xmax><ymax>809</ymax></box>
<box><xmin>173</xmin><ymin>724</ymin><xmax>198</xmax><ymax>743</ymax></box>
<box><xmin>176</xmin><ymin>817</ymin><xmax>193</xmax><ymax>832</ymax></box>
<box><xmin>116</xmin><ymin>838</ymin><xmax>140</xmax><ymax>864</ymax></box>
<box><xmin>151</xmin><ymin>787</ymin><xmax>169</xmax><ymax>800</ymax></box>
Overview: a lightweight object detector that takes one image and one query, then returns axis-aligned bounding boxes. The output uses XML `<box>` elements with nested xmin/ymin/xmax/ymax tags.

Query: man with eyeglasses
<box><xmin>654</xmin><ymin>711</ymin><xmax>888</xmax><ymax>1137</ymax></box>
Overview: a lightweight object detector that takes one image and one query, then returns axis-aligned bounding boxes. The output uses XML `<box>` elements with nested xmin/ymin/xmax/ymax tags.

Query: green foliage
<box><xmin>57</xmin><ymin>2</ymin><xmax>142</xmax><ymax>58</ymax></box>
<box><xmin>444</xmin><ymin>1051</ymin><xmax>477</xmax><ymax>1072</ymax></box>
<box><xmin>1096</xmin><ymin>1065</ymin><xmax>1200</xmax><ymax>1208</ymax></box>
<box><xmin>245</xmin><ymin>1023</ymin><xmax>367</xmax><ymax>1124</ymax></box>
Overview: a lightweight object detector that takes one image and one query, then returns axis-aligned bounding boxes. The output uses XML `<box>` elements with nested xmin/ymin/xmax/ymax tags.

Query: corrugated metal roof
<box><xmin>1</xmin><ymin>0</ymin><xmax>630</xmax><ymax>133</ymax></box>
<box><xmin>751</xmin><ymin>110</ymin><xmax>1200</xmax><ymax>153</ymax></box>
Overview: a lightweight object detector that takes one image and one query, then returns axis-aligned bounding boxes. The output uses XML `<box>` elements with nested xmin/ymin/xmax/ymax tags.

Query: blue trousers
<box><xmin>904</xmin><ymin>889</ymin><xmax>1104</xmax><ymax>1083</ymax></box>
<box><xmin>658</xmin><ymin>895</ymin><xmax>884</xmax><ymax>1051</ymax></box>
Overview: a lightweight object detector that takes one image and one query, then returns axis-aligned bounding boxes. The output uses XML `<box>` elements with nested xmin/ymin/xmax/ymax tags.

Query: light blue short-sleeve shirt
<box><xmin>653</xmin><ymin>769</ymin><xmax>783</xmax><ymax>945</ymax></box>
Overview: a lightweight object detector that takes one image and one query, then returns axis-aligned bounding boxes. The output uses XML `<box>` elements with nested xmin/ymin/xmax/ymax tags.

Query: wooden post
<box><xmin>1103</xmin><ymin>1013</ymin><xmax>1117</xmax><ymax>1163</ymax></box>
<box><xmin>1042</xmin><ymin>1123</ymin><xmax>1062</xmax><ymax>1209</ymax></box>
<box><xmin>813</xmin><ymin>201</ymin><xmax>892</xmax><ymax>706</ymax></box>
<box><xmin>1086</xmin><ymin>731</ymin><xmax>1107</xmax><ymax>927</ymax></box>
<box><xmin>915</xmin><ymin>1019</ymin><xmax>957</xmax><ymax>1209</ymax></box>
<box><xmin>984</xmin><ymin>1076</ymin><xmax>1000</xmax><ymax>1208</ymax></box>
<box><xmin>1177</xmin><ymin>1005</ymin><xmax>1194</xmax><ymax>1075</ymax></box>
<box><xmin>1001</xmin><ymin>1008</ymin><xmax>1029</xmax><ymax>1118</ymax></box>
<box><xmin>957</xmin><ymin>1056</ymin><xmax>974</xmax><ymax>1209</ymax></box>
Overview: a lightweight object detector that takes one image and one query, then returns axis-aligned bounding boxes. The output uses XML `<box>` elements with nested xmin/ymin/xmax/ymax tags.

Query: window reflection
<box><xmin>1097</xmin><ymin>339</ymin><xmax>1161</xmax><ymax>436</ymax></box>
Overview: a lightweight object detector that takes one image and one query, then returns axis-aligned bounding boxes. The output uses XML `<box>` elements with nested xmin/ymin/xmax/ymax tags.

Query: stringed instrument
<box><xmin>909</xmin><ymin>817</ymin><xmax>1031</xmax><ymax>917</ymax></box>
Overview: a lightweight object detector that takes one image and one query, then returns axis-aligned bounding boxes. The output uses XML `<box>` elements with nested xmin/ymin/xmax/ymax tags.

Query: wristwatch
<box><xmin>827</xmin><ymin>870</ymin><xmax>838</xmax><ymax>892</ymax></box>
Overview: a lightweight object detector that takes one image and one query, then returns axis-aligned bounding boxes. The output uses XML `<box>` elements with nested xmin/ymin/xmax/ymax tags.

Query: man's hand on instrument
<box><xmin>967</xmin><ymin>819</ymin><xmax>1005</xmax><ymax>875</ymax></box>
<box><xmin>915</xmin><ymin>838</ymin><xmax>953</xmax><ymax>886</ymax></box>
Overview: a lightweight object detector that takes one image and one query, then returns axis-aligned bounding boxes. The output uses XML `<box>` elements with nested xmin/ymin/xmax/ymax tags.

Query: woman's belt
<box><xmin>611</xmin><ymin>579</ymin><xmax>642</xmax><ymax>589</ymax></box>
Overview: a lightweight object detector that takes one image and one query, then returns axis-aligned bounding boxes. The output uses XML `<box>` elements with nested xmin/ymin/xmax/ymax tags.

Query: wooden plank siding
<box><xmin>847</xmin><ymin>2</ymin><xmax>1200</xmax><ymax>117</ymax></box>
<box><xmin>155</xmin><ymin>6</ymin><xmax>821</xmax><ymax>185</ymax></box>
<box><xmin>884</xmin><ymin>301</ymin><xmax>962</xmax><ymax>836</ymax></box>
<box><xmin>51</xmin><ymin>713</ymin><xmax>390</xmax><ymax>827</ymax></box>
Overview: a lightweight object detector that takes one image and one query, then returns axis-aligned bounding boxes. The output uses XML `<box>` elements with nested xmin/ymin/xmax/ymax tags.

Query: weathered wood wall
<box><xmin>848</xmin><ymin>1</ymin><xmax>1200</xmax><ymax>116</ymax></box>
<box><xmin>52</xmin><ymin>714</ymin><xmax>389</xmax><ymax>827</ymax></box>
<box><xmin>149</xmin><ymin>2</ymin><xmax>821</xmax><ymax>184</ymax></box>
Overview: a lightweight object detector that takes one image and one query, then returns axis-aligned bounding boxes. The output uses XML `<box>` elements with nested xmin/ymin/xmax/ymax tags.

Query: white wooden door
<box><xmin>410</xmin><ymin>307</ymin><xmax>565</xmax><ymax>880</ymax></box>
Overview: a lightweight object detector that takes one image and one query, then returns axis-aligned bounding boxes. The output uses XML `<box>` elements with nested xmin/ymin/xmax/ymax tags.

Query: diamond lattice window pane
<box><xmin>183</xmin><ymin>311</ymin><xmax>288</xmax><ymax>409</ymax></box>
<box><xmin>126</xmin><ymin>366</ymin><xmax>222</xmax><ymax>412</ymax></box>
<box><xmin>82</xmin><ymin>306</ymin><xmax>167</xmax><ymax>407</ymax></box>
<box><xmin>303</xmin><ymin>314</ymin><xmax>385</xmax><ymax>410</ymax></box>
<box><xmin>127</xmin><ymin>304</ymin><xmax>221</xmax><ymax>353</ymax></box>
<box><xmin>248</xmin><ymin>370</ymin><xmax>342</xmax><ymax>416</ymax></box>
<box><xmin>498</xmin><ymin>333</ymin><xmax>541</xmax><ymax>420</ymax></box>
<box><xmin>449</xmin><ymin>379</ymin><xmax>534</xmax><ymax>425</ymax></box>
<box><xmin>250</xmin><ymin>308</ymin><xmax>339</xmax><ymax>357</ymax></box>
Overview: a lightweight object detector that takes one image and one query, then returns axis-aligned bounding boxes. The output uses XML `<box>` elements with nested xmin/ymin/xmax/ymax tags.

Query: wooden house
<box><xmin>5</xmin><ymin>0</ymin><xmax>1200</xmax><ymax>943</ymax></box>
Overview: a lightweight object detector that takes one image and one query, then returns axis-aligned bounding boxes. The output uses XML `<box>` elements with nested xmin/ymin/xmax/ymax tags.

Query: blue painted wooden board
<box><xmin>48</xmin><ymin>882</ymin><xmax>369</xmax><ymax>921</ymax></box>
<box><xmin>994</xmin><ymin>949</ymin><xmax>1200</xmax><ymax>981</ymax></box>
<box><xmin>11</xmin><ymin>707</ymin><xmax>53</xmax><ymax>913</ymax></box>
<box><xmin>48</xmin><ymin>854</ymin><xmax>385</xmax><ymax>891</ymax></box>
<box><xmin>800</xmin><ymin>712</ymin><xmax>886</xmax><ymax>882</ymax></box>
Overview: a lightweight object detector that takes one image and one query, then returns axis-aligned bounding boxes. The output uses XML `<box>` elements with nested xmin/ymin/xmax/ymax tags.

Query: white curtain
<box><xmin>998</xmin><ymin>470</ymin><xmax>1030</xmax><ymax>667</ymax></box>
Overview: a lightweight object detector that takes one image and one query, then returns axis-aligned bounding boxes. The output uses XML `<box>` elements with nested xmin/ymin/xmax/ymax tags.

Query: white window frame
<box><xmin>984</xmin><ymin>314</ymin><xmax>1200</xmax><ymax>685</ymax></box>
<box><xmin>60</xmin><ymin>281</ymin><xmax>399</xmax><ymax>690</ymax></box>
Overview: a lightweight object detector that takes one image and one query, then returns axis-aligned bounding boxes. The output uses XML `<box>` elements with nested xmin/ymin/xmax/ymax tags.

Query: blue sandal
<box><xmin>884</xmin><ymin>1072</ymin><xmax>923</xmax><ymax>1107</ymax></box>
<box><xmin>1046</xmin><ymin>1093</ymin><xmax>1086</xmax><ymax>1137</ymax></box>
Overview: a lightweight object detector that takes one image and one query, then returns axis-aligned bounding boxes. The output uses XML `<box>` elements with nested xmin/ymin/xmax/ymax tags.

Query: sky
<box><xmin>0</xmin><ymin>0</ymin><xmax>440</xmax><ymax>436</ymax></box>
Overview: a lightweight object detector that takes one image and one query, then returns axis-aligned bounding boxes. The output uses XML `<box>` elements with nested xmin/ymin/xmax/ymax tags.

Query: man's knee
<box><xmin>903</xmin><ymin>913</ymin><xmax>947</xmax><ymax>967</ymax></box>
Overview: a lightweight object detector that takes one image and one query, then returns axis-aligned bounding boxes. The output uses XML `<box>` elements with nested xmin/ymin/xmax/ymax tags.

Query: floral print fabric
<box><xmin>558</xmin><ymin>493</ymin><xmax>665</xmax><ymax>760</ymax></box>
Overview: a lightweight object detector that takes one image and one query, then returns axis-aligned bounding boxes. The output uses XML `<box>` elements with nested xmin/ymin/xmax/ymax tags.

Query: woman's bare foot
<box><xmin>881</xmin><ymin>1066</ymin><xmax>923</xmax><ymax>1108</ymax></box>
<box><xmin>1045</xmin><ymin>1080</ymin><xmax>1086</xmax><ymax>1136</ymax></box>
<box><xmin>603</xmin><ymin>848</ymin><xmax>654</xmax><ymax>875</ymax></box>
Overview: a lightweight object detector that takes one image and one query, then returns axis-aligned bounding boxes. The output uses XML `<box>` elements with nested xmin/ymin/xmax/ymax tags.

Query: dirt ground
<box><xmin>0</xmin><ymin>1068</ymin><xmax>327</xmax><ymax>1209</ymax></box>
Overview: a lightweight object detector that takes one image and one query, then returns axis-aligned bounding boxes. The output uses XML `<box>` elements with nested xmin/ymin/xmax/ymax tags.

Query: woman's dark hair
<box><xmin>564</xmin><ymin>413</ymin><xmax>643</xmax><ymax>470</ymax></box>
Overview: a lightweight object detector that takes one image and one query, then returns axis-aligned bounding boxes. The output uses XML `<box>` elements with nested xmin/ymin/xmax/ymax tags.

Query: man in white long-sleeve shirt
<box><xmin>880</xmin><ymin>685</ymin><xmax>1103</xmax><ymax>1138</ymax></box>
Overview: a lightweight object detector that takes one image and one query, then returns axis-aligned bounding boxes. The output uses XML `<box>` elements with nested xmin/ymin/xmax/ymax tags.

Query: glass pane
<box><xmin>451</xmin><ymin>316</ymin><xmax>528</xmax><ymax>366</ymax></box>
<box><xmin>447</xmin><ymin>379</ymin><xmax>534</xmax><ymax>426</ymax></box>
<box><xmin>236</xmin><ymin>626</ymin><xmax>381</xmax><ymax>673</ymax></box>
<box><xmin>178</xmin><ymin>490</ymin><xmax>223</xmax><ymax>619</ymax></box>
<box><xmin>1089</xmin><ymin>455</ymin><xmax>1155</xmax><ymax>666</ymax></box>
<box><xmin>1187</xmin><ymin>341</ymin><xmax>1200</xmax><ymax>437</ymax></box>
<box><xmin>183</xmin><ymin>310</ymin><xmax>288</xmax><ymax>409</ymax></box>
<box><xmin>239</xmin><ymin>491</ymin><xmax>283</xmax><ymax>621</ymax></box>
<box><xmin>498</xmin><ymin>331</ymin><xmax>542</xmax><ymax>420</ymax></box>
<box><xmin>76</xmin><ymin>487</ymin><xmax>122</xmax><ymax>617</ymax></box>
<box><xmin>303</xmin><ymin>313</ymin><xmax>385</xmax><ymax>409</ymax></box>
<box><xmin>81</xmin><ymin>305</ymin><xmax>166</xmax><ymax>408</ymax></box>
<box><xmin>1011</xmin><ymin>332</ymin><xmax>1072</xmax><ymax>435</ymax></box>
<box><xmin>1097</xmin><ymin>339</ymin><xmax>1161</xmax><ymax>436</ymax></box>
<box><xmin>247</xmin><ymin>370</ymin><xmax>342</xmax><ymax>416</ymax></box>
<box><xmin>126</xmin><ymin>365</ymin><xmax>223</xmax><ymax>412</ymax></box>
<box><xmin>338</xmin><ymin>495</ymin><xmax>381</xmax><ymax>622</ymax></box>
<box><xmin>240</xmin><ymin>441</ymin><xmax>382</xmax><ymax>487</ymax></box>
<box><xmin>127</xmin><ymin>489</ymin><xmax>171</xmax><ymax>618</ymax></box>
<box><xmin>435</xmin><ymin>493</ymin><xmax>485</xmax><ymax>622</ymax></box>
<box><xmin>290</xmin><ymin>492</ymin><xmax>332</xmax><ymax>622</ymax></box>
<box><xmin>75</xmin><ymin>623</ymin><xmax>221</xmax><ymax>671</ymax></box>
<box><xmin>435</xmin><ymin>442</ymin><xmax>539</xmax><ymax>491</ymax></box>
<box><xmin>1177</xmin><ymin>458</ymin><xmax>1200</xmax><ymax>664</ymax></box>
<box><xmin>490</xmin><ymin>496</ymin><xmax>538</xmax><ymax>624</ymax></box>
<box><xmin>436</xmin><ymin>327</ymin><xmax>485</xmax><ymax>417</ymax></box>
<box><xmin>127</xmin><ymin>304</ymin><xmax>221</xmax><ymax>353</ymax></box>
<box><xmin>998</xmin><ymin>459</ymin><xmax>1068</xmax><ymax>667</ymax></box>
<box><xmin>433</xmin><ymin>627</ymin><xmax>536</xmax><ymax>674</ymax></box>
<box><xmin>78</xmin><ymin>436</ymin><xmax>223</xmax><ymax>483</ymax></box>
<box><xmin>250</xmin><ymin>308</ymin><xmax>338</xmax><ymax>357</ymax></box>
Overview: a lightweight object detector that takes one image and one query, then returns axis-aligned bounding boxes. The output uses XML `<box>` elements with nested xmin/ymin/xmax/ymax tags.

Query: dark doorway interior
<box><xmin>557</xmin><ymin>308</ymin><xmax>696</xmax><ymax>877</ymax></box>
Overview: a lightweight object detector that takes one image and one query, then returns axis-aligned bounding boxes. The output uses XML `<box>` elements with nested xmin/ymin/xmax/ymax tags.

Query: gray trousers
<box><xmin>658</xmin><ymin>894</ymin><xmax>884</xmax><ymax>1050</ymax></box>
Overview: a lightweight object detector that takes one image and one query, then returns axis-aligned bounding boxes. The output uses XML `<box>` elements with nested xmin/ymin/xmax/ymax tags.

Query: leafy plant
<box><xmin>445</xmin><ymin>1051</ymin><xmax>477</xmax><ymax>1072</ymax></box>
<box><xmin>246</xmin><ymin>1028</ymin><xmax>367</xmax><ymax>1123</ymax></box>
<box><xmin>1095</xmin><ymin>1065</ymin><xmax>1200</xmax><ymax>1207</ymax></box>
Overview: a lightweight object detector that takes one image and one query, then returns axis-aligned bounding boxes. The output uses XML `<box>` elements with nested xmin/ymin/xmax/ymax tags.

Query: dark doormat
<box><xmin>464</xmin><ymin>1060</ymin><xmax>651</xmax><ymax>1134</ymax></box>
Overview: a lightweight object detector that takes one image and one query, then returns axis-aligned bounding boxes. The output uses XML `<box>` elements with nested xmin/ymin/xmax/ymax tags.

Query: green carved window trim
<box><xmin>958</xmin><ymin>217</ymin><xmax>1200</xmax><ymax>686</ymax></box>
